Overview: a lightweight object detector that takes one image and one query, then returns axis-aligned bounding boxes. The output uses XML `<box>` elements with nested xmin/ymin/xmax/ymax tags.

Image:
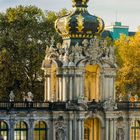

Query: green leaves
<box><xmin>0</xmin><ymin>6</ymin><xmax>68</xmax><ymax>100</ymax></box>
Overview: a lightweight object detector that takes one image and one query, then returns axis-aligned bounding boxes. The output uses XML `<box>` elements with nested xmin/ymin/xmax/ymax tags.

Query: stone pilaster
<box><xmin>47</xmin><ymin>119</ymin><xmax>53</xmax><ymax>140</ymax></box>
<box><xmin>9</xmin><ymin>119</ymin><xmax>14</xmax><ymax>140</ymax></box>
<box><xmin>68</xmin><ymin>119</ymin><xmax>73</xmax><ymax>140</ymax></box>
<box><xmin>28</xmin><ymin>119</ymin><xmax>34</xmax><ymax>140</ymax></box>
<box><xmin>45</xmin><ymin>72</ymin><xmax>51</xmax><ymax>101</ymax></box>
<box><xmin>105</xmin><ymin>118</ymin><xmax>109</xmax><ymax>140</ymax></box>
<box><xmin>109</xmin><ymin>118</ymin><xmax>114</xmax><ymax>140</ymax></box>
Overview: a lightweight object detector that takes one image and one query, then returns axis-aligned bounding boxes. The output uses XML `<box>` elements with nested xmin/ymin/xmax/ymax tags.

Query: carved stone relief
<box><xmin>116</xmin><ymin>128</ymin><xmax>125</xmax><ymax>140</ymax></box>
<box><xmin>55</xmin><ymin>120</ymin><xmax>66</xmax><ymax>140</ymax></box>
<box><xmin>56</xmin><ymin>129</ymin><xmax>65</xmax><ymax>140</ymax></box>
<box><xmin>43</xmin><ymin>37</ymin><xmax>116</xmax><ymax>68</ymax></box>
<box><xmin>103</xmin><ymin>96</ymin><xmax>117</xmax><ymax>110</ymax></box>
<box><xmin>116</xmin><ymin>117</ymin><xmax>125</xmax><ymax>140</ymax></box>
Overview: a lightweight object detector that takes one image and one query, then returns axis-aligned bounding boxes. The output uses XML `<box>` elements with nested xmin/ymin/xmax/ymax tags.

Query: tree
<box><xmin>0</xmin><ymin>6</ymin><xmax>68</xmax><ymax>100</ymax></box>
<box><xmin>115</xmin><ymin>31</ymin><xmax>140</xmax><ymax>99</ymax></box>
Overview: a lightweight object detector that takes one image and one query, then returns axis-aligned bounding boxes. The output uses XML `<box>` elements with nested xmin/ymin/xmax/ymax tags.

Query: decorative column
<box><xmin>28</xmin><ymin>119</ymin><xmax>34</xmax><ymax>140</ymax></box>
<box><xmin>9</xmin><ymin>119</ymin><xmax>14</xmax><ymax>140</ymax></box>
<box><xmin>44</xmin><ymin>69</ymin><xmax>51</xmax><ymax>101</ymax></box>
<box><xmin>47</xmin><ymin>75</ymin><xmax>51</xmax><ymax>101</ymax></box>
<box><xmin>44</xmin><ymin>71</ymin><xmax>47</xmax><ymax>101</ymax></box>
<box><xmin>105</xmin><ymin>118</ymin><xmax>109</xmax><ymax>140</ymax></box>
<box><xmin>79</xmin><ymin>68</ymin><xmax>85</xmax><ymax>98</ymax></box>
<box><xmin>77</xmin><ymin>114</ymin><xmax>84</xmax><ymax>140</ymax></box>
<box><xmin>73</xmin><ymin>117</ymin><xmax>78</xmax><ymax>140</ymax></box>
<box><xmin>69</xmin><ymin>67</ymin><xmax>75</xmax><ymax>100</ymax></box>
<box><xmin>68</xmin><ymin>118</ymin><xmax>73</xmax><ymax>140</ymax></box>
<box><xmin>101</xmin><ymin>126</ymin><xmax>105</xmax><ymax>140</ymax></box>
<box><xmin>78</xmin><ymin>119</ymin><xmax>82</xmax><ymax>140</ymax></box>
<box><xmin>113</xmin><ymin>119</ymin><xmax>116</xmax><ymax>140</ymax></box>
<box><xmin>81</xmin><ymin>119</ymin><xmax>84</xmax><ymax>140</ymax></box>
<box><xmin>63</xmin><ymin>68</ymin><xmax>68</xmax><ymax>101</ymax></box>
<box><xmin>75</xmin><ymin>73</ymin><xmax>80</xmax><ymax>99</ymax></box>
<box><xmin>47</xmin><ymin>119</ymin><xmax>53</xmax><ymax>140</ymax></box>
<box><xmin>69</xmin><ymin>76</ymin><xmax>73</xmax><ymax>100</ymax></box>
<box><xmin>103</xmin><ymin>68</ymin><xmax>116</xmax><ymax>100</ymax></box>
<box><xmin>58</xmin><ymin>76</ymin><xmax>63</xmax><ymax>101</ymax></box>
<box><xmin>110</xmin><ymin>118</ymin><xmax>114</xmax><ymax>140</ymax></box>
<box><xmin>99</xmin><ymin>72</ymin><xmax>103</xmax><ymax>100</ymax></box>
<box><xmin>62</xmin><ymin>75</ymin><xmax>67</xmax><ymax>101</ymax></box>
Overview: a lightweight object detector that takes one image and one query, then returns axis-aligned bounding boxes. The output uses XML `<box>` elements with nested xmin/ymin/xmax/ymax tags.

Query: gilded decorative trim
<box><xmin>82</xmin><ymin>0</ymin><xmax>87</xmax><ymax>4</ymax></box>
<box><xmin>97</xmin><ymin>17</ymin><xmax>104</xmax><ymax>34</ymax></box>
<box><xmin>65</xmin><ymin>17</ymin><xmax>71</xmax><ymax>33</ymax></box>
<box><xmin>62</xmin><ymin>34</ymin><xmax>94</xmax><ymax>39</ymax></box>
<box><xmin>76</xmin><ymin>14</ymin><xmax>84</xmax><ymax>32</ymax></box>
<box><xmin>72</xmin><ymin>0</ymin><xmax>76</xmax><ymax>5</ymax></box>
<box><xmin>76</xmin><ymin>7</ymin><xmax>87</xmax><ymax>12</ymax></box>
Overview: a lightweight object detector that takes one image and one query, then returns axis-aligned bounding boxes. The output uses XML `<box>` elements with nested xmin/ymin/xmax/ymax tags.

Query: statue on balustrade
<box><xmin>9</xmin><ymin>91</ymin><xmax>15</xmax><ymax>102</ymax></box>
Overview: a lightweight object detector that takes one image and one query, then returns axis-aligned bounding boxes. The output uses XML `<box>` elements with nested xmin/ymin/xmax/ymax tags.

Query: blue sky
<box><xmin>0</xmin><ymin>0</ymin><xmax>139</xmax><ymax>31</ymax></box>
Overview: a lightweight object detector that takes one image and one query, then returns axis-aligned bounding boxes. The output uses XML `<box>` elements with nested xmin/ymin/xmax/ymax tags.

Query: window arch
<box><xmin>34</xmin><ymin>121</ymin><xmax>47</xmax><ymax>140</ymax></box>
<box><xmin>0</xmin><ymin>121</ymin><xmax>8</xmax><ymax>140</ymax></box>
<box><xmin>14</xmin><ymin>121</ymin><xmax>28</xmax><ymax>140</ymax></box>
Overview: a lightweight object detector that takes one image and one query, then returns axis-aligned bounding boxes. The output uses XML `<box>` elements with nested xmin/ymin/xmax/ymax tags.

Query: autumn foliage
<box><xmin>115</xmin><ymin>31</ymin><xmax>140</xmax><ymax>98</ymax></box>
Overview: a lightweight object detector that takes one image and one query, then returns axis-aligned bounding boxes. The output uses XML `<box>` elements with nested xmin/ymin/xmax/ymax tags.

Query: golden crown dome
<box><xmin>55</xmin><ymin>0</ymin><xmax>104</xmax><ymax>41</ymax></box>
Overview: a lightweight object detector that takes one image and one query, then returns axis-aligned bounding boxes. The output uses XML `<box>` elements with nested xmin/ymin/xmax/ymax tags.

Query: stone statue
<box><xmin>94</xmin><ymin>37</ymin><xmax>99</xmax><ymax>48</ymax></box>
<box><xmin>56</xmin><ymin>129</ymin><xmax>65</xmax><ymax>140</ymax></box>
<box><xmin>56</xmin><ymin>43</ymin><xmax>62</xmax><ymax>49</ymax></box>
<box><xmin>104</xmin><ymin>47</ymin><xmax>110</xmax><ymax>58</ymax></box>
<box><xmin>89</xmin><ymin>44</ymin><xmax>99</xmax><ymax>60</ymax></box>
<box><xmin>45</xmin><ymin>45</ymin><xmax>58</xmax><ymax>60</ymax></box>
<box><xmin>50</xmin><ymin>36</ymin><xmax>55</xmax><ymax>47</ymax></box>
<box><xmin>103</xmin><ymin>96</ymin><xmax>116</xmax><ymax>110</ymax></box>
<box><xmin>63</xmin><ymin>51</ymin><xmax>69</xmax><ymax>66</ymax></box>
<box><xmin>116</xmin><ymin>128</ymin><xmax>125</xmax><ymax>140</ymax></box>
<box><xmin>59</xmin><ymin>49</ymin><xmax>64</xmax><ymax>62</ymax></box>
<box><xmin>74</xmin><ymin>44</ymin><xmax>84</xmax><ymax>60</ymax></box>
<box><xmin>68</xmin><ymin>54</ymin><xmax>75</xmax><ymax>67</ymax></box>
<box><xmin>27</xmin><ymin>92</ymin><xmax>33</xmax><ymax>102</ymax></box>
<box><xmin>82</xmin><ymin>39</ymin><xmax>89</xmax><ymax>48</ymax></box>
<box><xmin>134</xmin><ymin>94</ymin><xmax>138</xmax><ymax>101</ymax></box>
<box><xmin>103</xmin><ymin>39</ymin><xmax>108</xmax><ymax>48</ymax></box>
<box><xmin>89</xmin><ymin>38</ymin><xmax>94</xmax><ymax>47</ymax></box>
<box><xmin>109</xmin><ymin>45</ymin><xmax>115</xmax><ymax>60</ymax></box>
<box><xmin>9</xmin><ymin>91</ymin><xmax>15</xmax><ymax>102</ymax></box>
<box><xmin>22</xmin><ymin>92</ymin><xmax>26</xmax><ymax>101</ymax></box>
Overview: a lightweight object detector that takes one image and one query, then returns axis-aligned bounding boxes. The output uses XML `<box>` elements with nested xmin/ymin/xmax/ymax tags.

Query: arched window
<box><xmin>131</xmin><ymin>120</ymin><xmax>140</xmax><ymax>140</ymax></box>
<box><xmin>84</xmin><ymin>118</ymin><xmax>101</xmax><ymax>140</ymax></box>
<box><xmin>0</xmin><ymin>121</ymin><xmax>8</xmax><ymax>140</ymax></box>
<box><xmin>14</xmin><ymin>121</ymin><xmax>28</xmax><ymax>140</ymax></box>
<box><xmin>34</xmin><ymin>121</ymin><xmax>47</xmax><ymax>140</ymax></box>
<box><xmin>85</xmin><ymin>64</ymin><xmax>100</xmax><ymax>101</ymax></box>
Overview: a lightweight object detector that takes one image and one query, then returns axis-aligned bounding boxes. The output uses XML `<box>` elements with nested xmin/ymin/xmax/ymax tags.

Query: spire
<box><xmin>72</xmin><ymin>0</ymin><xmax>89</xmax><ymax>7</ymax></box>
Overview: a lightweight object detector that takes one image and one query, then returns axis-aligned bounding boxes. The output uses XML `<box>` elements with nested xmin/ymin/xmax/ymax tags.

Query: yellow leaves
<box><xmin>115</xmin><ymin>32</ymin><xmax>140</xmax><ymax>95</ymax></box>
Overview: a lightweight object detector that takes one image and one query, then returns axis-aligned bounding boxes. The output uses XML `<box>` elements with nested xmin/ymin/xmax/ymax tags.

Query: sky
<box><xmin>0</xmin><ymin>0</ymin><xmax>139</xmax><ymax>31</ymax></box>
